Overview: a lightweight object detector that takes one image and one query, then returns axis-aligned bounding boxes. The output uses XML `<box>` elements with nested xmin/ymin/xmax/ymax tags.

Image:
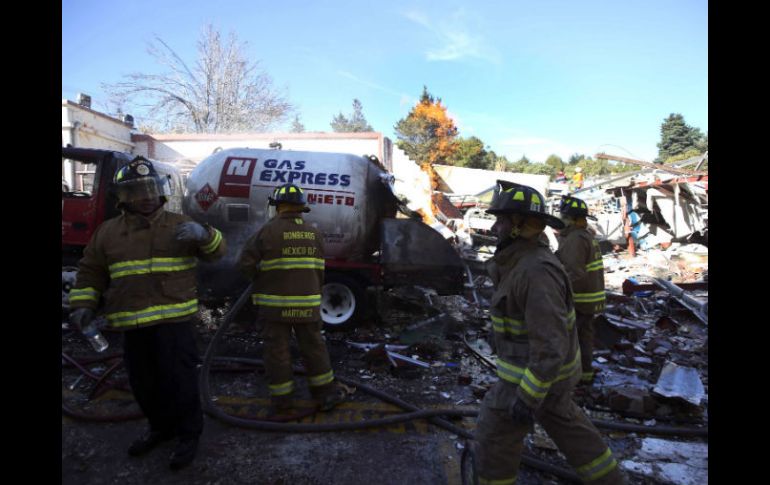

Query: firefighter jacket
<box><xmin>484</xmin><ymin>237</ymin><xmax>581</xmax><ymax>411</ymax></box>
<box><xmin>69</xmin><ymin>209</ymin><xmax>226</xmax><ymax>330</ymax></box>
<box><xmin>556</xmin><ymin>225</ymin><xmax>606</xmax><ymax>314</ymax></box>
<box><xmin>238</xmin><ymin>211</ymin><xmax>325</xmax><ymax>323</ymax></box>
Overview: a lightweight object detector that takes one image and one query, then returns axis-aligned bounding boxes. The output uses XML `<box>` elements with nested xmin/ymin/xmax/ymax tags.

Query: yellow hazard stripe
<box><xmin>574</xmin><ymin>291</ymin><xmax>606</xmax><ymax>303</ymax></box>
<box><xmin>586</xmin><ymin>259</ymin><xmax>604</xmax><ymax>272</ymax></box>
<box><xmin>520</xmin><ymin>368</ymin><xmax>551</xmax><ymax>399</ymax></box>
<box><xmin>201</xmin><ymin>228</ymin><xmax>223</xmax><ymax>254</ymax></box>
<box><xmin>106</xmin><ymin>299</ymin><xmax>198</xmax><ymax>327</ymax></box>
<box><xmin>108</xmin><ymin>257</ymin><xmax>196</xmax><ymax>279</ymax></box>
<box><xmin>491</xmin><ymin>315</ymin><xmax>527</xmax><ymax>335</ymax></box>
<box><xmin>269</xmin><ymin>380</ymin><xmax>294</xmax><ymax>396</ymax></box>
<box><xmin>503</xmin><ymin>350</ymin><xmax>580</xmax><ymax>400</ymax></box>
<box><xmin>576</xmin><ymin>447</ymin><xmax>618</xmax><ymax>481</ymax></box>
<box><xmin>496</xmin><ymin>358</ymin><xmax>525</xmax><ymax>385</ymax></box>
<box><xmin>260</xmin><ymin>257</ymin><xmax>325</xmax><ymax>271</ymax></box>
<box><xmin>251</xmin><ymin>294</ymin><xmax>322</xmax><ymax>307</ymax></box>
<box><xmin>555</xmin><ymin>351</ymin><xmax>581</xmax><ymax>383</ymax></box>
<box><xmin>308</xmin><ymin>370</ymin><xmax>334</xmax><ymax>387</ymax></box>
<box><xmin>69</xmin><ymin>287</ymin><xmax>100</xmax><ymax>302</ymax></box>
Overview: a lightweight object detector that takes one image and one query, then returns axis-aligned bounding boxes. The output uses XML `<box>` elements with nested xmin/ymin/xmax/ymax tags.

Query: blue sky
<box><xmin>62</xmin><ymin>0</ymin><xmax>707</xmax><ymax>163</ymax></box>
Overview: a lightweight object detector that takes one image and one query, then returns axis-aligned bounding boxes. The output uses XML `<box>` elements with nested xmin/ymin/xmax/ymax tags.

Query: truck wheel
<box><xmin>321</xmin><ymin>273</ymin><xmax>366</xmax><ymax>330</ymax></box>
<box><xmin>62</xmin><ymin>266</ymin><xmax>79</xmax><ymax>315</ymax></box>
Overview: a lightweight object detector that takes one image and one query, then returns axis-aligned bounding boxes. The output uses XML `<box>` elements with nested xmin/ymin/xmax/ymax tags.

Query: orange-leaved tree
<box><xmin>394</xmin><ymin>86</ymin><xmax>459</xmax><ymax>168</ymax></box>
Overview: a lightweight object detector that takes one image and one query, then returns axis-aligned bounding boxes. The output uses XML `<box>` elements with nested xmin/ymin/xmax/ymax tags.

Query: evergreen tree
<box><xmin>656</xmin><ymin>113</ymin><xmax>706</xmax><ymax>162</ymax></box>
<box><xmin>568</xmin><ymin>153</ymin><xmax>584</xmax><ymax>165</ymax></box>
<box><xmin>447</xmin><ymin>136</ymin><xmax>490</xmax><ymax>169</ymax></box>
<box><xmin>545</xmin><ymin>154</ymin><xmax>564</xmax><ymax>173</ymax></box>
<box><xmin>506</xmin><ymin>155</ymin><xmax>531</xmax><ymax>173</ymax></box>
<box><xmin>330</xmin><ymin>98</ymin><xmax>373</xmax><ymax>132</ymax></box>
<box><xmin>290</xmin><ymin>114</ymin><xmax>305</xmax><ymax>133</ymax></box>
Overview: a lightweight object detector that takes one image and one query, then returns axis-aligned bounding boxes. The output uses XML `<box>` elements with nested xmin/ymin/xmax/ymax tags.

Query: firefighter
<box><xmin>572</xmin><ymin>166</ymin><xmax>585</xmax><ymax>189</ymax></box>
<box><xmin>472</xmin><ymin>183</ymin><xmax>625</xmax><ymax>484</ymax></box>
<box><xmin>68</xmin><ymin>156</ymin><xmax>226</xmax><ymax>470</ymax></box>
<box><xmin>556</xmin><ymin>196</ymin><xmax>606</xmax><ymax>385</ymax></box>
<box><xmin>238</xmin><ymin>183</ymin><xmax>347</xmax><ymax>414</ymax></box>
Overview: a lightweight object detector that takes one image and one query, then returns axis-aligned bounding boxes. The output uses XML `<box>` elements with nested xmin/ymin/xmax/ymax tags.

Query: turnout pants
<box><xmin>122</xmin><ymin>321</ymin><xmax>203</xmax><ymax>440</ymax></box>
<box><xmin>262</xmin><ymin>320</ymin><xmax>335</xmax><ymax>399</ymax></box>
<box><xmin>576</xmin><ymin>312</ymin><xmax>597</xmax><ymax>381</ymax></box>
<box><xmin>474</xmin><ymin>380</ymin><xmax>625</xmax><ymax>484</ymax></box>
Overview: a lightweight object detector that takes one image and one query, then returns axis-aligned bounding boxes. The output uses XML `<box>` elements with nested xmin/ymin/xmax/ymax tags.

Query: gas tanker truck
<box><xmin>63</xmin><ymin>146</ymin><xmax>465</xmax><ymax>328</ymax></box>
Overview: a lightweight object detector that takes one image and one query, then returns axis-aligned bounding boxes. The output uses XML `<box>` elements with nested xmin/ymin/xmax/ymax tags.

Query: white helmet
<box><xmin>576</xmin><ymin>167</ymin><xmax>583</xmax><ymax>173</ymax></box>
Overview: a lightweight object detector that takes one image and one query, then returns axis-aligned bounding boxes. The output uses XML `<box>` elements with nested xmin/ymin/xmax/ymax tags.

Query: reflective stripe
<box><xmin>581</xmin><ymin>371</ymin><xmax>595</xmax><ymax>382</ymax></box>
<box><xmin>586</xmin><ymin>260</ymin><xmax>604</xmax><ymax>272</ymax></box>
<box><xmin>70</xmin><ymin>287</ymin><xmax>99</xmax><ymax>302</ymax></box>
<box><xmin>576</xmin><ymin>448</ymin><xmax>618</xmax><ymax>481</ymax></box>
<box><xmin>493</xmin><ymin>311</ymin><xmax>574</xmax><ymax>334</ymax></box>
<box><xmin>496</xmin><ymin>354</ymin><xmax>579</xmax><ymax>403</ymax></box>
<box><xmin>201</xmin><ymin>228</ymin><xmax>223</xmax><ymax>254</ymax></box>
<box><xmin>108</xmin><ymin>257</ymin><xmax>196</xmax><ymax>279</ymax></box>
<box><xmin>491</xmin><ymin>315</ymin><xmax>527</xmax><ymax>336</ymax></box>
<box><xmin>496</xmin><ymin>358</ymin><xmax>525</xmax><ymax>384</ymax></box>
<box><xmin>308</xmin><ymin>370</ymin><xmax>334</xmax><ymax>387</ymax></box>
<box><xmin>479</xmin><ymin>476</ymin><xmax>517</xmax><ymax>485</ymax></box>
<box><xmin>251</xmin><ymin>294</ymin><xmax>322</xmax><ymax>307</ymax></box>
<box><xmin>520</xmin><ymin>368</ymin><xmax>551</xmax><ymax>399</ymax></box>
<box><xmin>259</xmin><ymin>257</ymin><xmax>325</xmax><ymax>271</ymax></box>
<box><xmin>269</xmin><ymin>380</ymin><xmax>294</xmax><ymax>396</ymax></box>
<box><xmin>555</xmin><ymin>351</ymin><xmax>581</xmax><ymax>383</ymax></box>
<box><xmin>574</xmin><ymin>291</ymin><xmax>606</xmax><ymax>303</ymax></box>
<box><xmin>106</xmin><ymin>299</ymin><xmax>198</xmax><ymax>327</ymax></box>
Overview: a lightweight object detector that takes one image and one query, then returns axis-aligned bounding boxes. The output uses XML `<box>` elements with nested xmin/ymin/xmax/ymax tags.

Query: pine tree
<box><xmin>290</xmin><ymin>115</ymin><xmax>305</xmax><ymax>133</ymax></box>
<box><xmin>657</xmin><ymin>113</ymin><xmax>705</xmax><ymax>162</ymax></box>
<box><xmin>330</xmin><ymin>98</ymin><xmax>373</xmax><ymax>132</ymax></box>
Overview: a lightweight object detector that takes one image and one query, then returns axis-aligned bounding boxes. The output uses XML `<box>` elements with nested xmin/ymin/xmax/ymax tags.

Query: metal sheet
<box><xmin>652</xmin><ymin>362</ymin><xmax>705</xmax><ymax>406</ymax></box>
<box><xmin>381</xmin><ymin>219</ymin><xmax>465</xmax><ymax>295</ymax></box>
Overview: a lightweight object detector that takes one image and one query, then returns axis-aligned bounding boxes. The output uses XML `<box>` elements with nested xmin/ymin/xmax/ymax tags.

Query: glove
<box><xmin>69</xmin><ymin>308</ymin><xmax>94</xmax><ymax>331</ymax></box>
<box><xmin>509</xmin><ymin>399</ymin><xmax>534</xmax><ymax>426</ymax></box>
<box><xmin>175</xmin><ymin>221</ymin><xmax>210</xmax><ymax>243</ymax></box>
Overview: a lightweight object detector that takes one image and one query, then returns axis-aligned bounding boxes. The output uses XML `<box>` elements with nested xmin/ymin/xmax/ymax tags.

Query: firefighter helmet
<box><xmin>559</xmin><ymin>195</ymin><xmax>597</xmax><ymax>220</ymax></box>
<box><xmin>486</xmin><ymin>182</ymin><xmax>565</xmax><ymax>229</ymax></box>
<box><xmin>268</xmin><ymin>183</ymin><xmax>310</xmax><ymax>212</ymax></box>
<box><xmin>113</xmin><ymin>156</ymin><xmax>171</xmax><ymax>204</ymax></box>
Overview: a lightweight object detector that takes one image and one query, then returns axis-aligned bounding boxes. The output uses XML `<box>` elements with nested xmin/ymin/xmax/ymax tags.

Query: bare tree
<box><xmin>103</xmin><ymin>24</ymin><xmax>293</xmax><ymax>133</ymax></box>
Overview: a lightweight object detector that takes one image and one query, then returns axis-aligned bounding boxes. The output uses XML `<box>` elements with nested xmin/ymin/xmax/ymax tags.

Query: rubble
<box><xmin>65</xmin><ymin>210</ymin><xmax>708</xmax><ymax>484</ymax></box>
<box><xmin>652</xmin><ymin>362</ymin><xmax>706</xmax><ymax>407</ymax></box>
<box><xmin>620</xmin><ymin>438</ymin><xmax>708</xmax><ymax>485</ymax></box>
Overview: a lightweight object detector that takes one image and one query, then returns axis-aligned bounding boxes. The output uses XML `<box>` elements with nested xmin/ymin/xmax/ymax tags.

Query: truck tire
<box><xmin>321</xmin><ymin>273</ymin><xmax>366</xmax><ymax>330</ymax></box>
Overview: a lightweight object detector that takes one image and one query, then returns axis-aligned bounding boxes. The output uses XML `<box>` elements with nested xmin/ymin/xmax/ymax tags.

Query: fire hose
<box><xmin>198</xmin><ymin>282</ymin><xmax>582</xmax><ymax>483</ymax></box>
<box><xmin>63</xmin><ymin>282</ymin><xmax>707</xmax><ymax>481</ymax></box>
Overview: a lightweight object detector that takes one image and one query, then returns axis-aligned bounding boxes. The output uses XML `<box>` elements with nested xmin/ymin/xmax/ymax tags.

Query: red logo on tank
<box><xmin>195</xmin><ymin>183</ymin><xmax>219</xmax><ymax>211</ymax></box>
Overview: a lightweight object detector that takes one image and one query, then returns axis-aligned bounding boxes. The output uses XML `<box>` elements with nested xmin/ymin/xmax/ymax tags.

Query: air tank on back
<box><xmin>183</xmin><ymin>147</ymin><xmax>398</xmax><ymax>299</ymax></box>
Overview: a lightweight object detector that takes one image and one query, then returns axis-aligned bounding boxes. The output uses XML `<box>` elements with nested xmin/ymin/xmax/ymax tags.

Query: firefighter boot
<box><xmin>127</xmin><ymin>430</ymin><xmax>174</xmax><ymax>457</ymax></box>
<box><xmin>313</xmin><ymin>382</ymin><xmax>348</xmax><ymax>412</ymax></box>
<box><xmin>169</xmin><ymin>437</ymin><xmax>199</xmax><ymax>470</ymax></box>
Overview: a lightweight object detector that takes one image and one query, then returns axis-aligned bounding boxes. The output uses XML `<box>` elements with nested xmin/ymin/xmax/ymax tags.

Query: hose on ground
<box><xmin>199</xmin><ymin>283</ymin><xmax>583</xmax><ymax>483</ymax></box>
